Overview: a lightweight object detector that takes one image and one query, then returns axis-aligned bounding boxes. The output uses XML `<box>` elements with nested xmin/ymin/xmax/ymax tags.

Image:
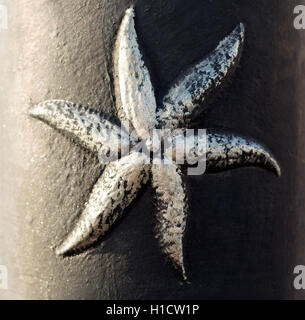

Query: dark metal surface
<box><xmin>1</xmin><ymin>0</ymin><xmax>305</xmax><ymax>299</ymax></box>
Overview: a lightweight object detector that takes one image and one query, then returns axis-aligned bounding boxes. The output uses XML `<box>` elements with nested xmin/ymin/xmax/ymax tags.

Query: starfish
<box><xmin>29</xmin><ymin>8</ymin><xmax>281</xmax><ymax>280</ymax></box>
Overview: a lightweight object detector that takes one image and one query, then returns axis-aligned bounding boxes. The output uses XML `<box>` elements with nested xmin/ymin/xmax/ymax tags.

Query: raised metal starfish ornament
<box><xmin>29</xmin><ymin>8</ymin><xmax>281</xmax><ymax>280</ymax></box>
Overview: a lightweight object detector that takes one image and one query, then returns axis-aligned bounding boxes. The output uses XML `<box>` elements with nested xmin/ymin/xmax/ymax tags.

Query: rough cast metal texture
<box><xmin>157</xmin><ymin>23</ymin><xmax>245</xmax><ymax>130</ymax></box>
<box><xmin>114</xmin><ymin>8</ymin><xmax>157</xmax><ymax>139</ymax></box>
<box><xmin>151</xmin><ymin>163</ymin><xmax>188</xmax><ymax>278</ymax></box>
<box><xmin>29</xmin><ymin>7</ymin><xmax>280</xmax><ymax>280</ymax></box>
<box><xmin>205</xmin><ymin>132</ymin><xmax>281</xmax><ymax>175</ymax></box>
<box><xmin>55</xmin><ymin>152</ymin><xmax>150</xmax><ymax>255</ymax></box>
<box><xmin>30</xmin><ymin>100</ymin><xmax>133</xmax><ymax>156</ymax></box>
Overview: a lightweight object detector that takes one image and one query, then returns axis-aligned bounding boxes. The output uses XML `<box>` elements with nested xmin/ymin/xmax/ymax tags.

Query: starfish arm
<box><xmin>206</xmin><ymin>132</ymin><xmax>281</xmax><ymax>176</ymax></box>
<box><xmin>151</xmin><ymin>161</ymin><xmax>188</xmax><ymax>280</ymax></box>
<box><xmin>56</xmin><ymin>152</ymin><xmax>150</xmax><ymax>255</ymax></box>
<box><xmin>157</xmin><ymin>23</ymin><xmax>245</xmax><ymax>130</ymax></box>
<box><xmin>114</xmin><ymin>7</ymin><xmax>157</xmax><ymax>139</ymax></box>
<box><xmin>29</xmin><ymin>100</ymin><xmax>134</xmax><ymax>160</ymax></box>
<box><xmin>168</xmin><ymin>131</ymin><xmax>280</xmax><ymax>175</ymax></box>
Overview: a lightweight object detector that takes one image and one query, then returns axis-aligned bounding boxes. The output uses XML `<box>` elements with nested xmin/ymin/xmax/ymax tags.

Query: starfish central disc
<box><xmin>144</xmin><ymin>136</ymin><xmax>161</xmax><ymax>154</ymax></box>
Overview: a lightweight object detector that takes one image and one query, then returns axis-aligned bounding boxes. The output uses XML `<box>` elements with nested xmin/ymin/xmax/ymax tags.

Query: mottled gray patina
<box><xmin>29</xmin><ymin>7</ymin><xmax>280</xmax><ymax>280</ymax></box>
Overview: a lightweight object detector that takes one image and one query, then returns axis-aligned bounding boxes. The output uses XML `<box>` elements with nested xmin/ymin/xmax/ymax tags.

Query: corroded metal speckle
<box><xmin>152</xmin><ymin>162</ymin><xmax>188</xmax><ymax>280</ymax></box>
<box><xmin>29</xmin><ymin>100</ymin><xmax>133</xmax><ymax>161</ymax></box>
<box><xmin>114</xmin><ymin>8</ymin><xmax>157</xmax><ymax>140</ymax></box>
<box><xmin>30</xmin><ymin>7</ymin><xmax>280</xmax><ymax>280</ymax></box>
<box><xmin>56</xmin><ymin>152</ymin><xmax>150</xmax><ymax>255</ymax></box>
<box><xmin>157</xmin><ymin>23</ymin><xmax>245</xmax><ymax>130</ymax></box>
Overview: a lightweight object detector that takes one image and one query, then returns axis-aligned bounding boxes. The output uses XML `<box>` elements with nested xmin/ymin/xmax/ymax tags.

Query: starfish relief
<box><xmin>29</xmin><ymin>8</ymin><xmax>281</xmax><ymax>280</ymax></box>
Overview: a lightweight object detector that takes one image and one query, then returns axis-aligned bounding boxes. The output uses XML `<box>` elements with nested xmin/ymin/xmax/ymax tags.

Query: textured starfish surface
<box><xmin>30</xmin><ymin>8</ymin><xmax>280</xmax><ymax>280</ymax></box>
